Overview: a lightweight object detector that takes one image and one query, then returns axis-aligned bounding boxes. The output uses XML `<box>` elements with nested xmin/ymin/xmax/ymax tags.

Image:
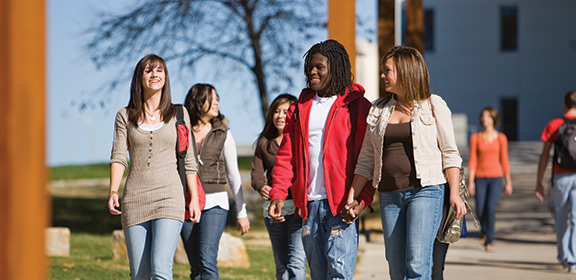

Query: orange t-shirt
<box><xmin>468</xmin><ymin>132</ymin><xmax>510</xmax><ymax>178</ymax></box>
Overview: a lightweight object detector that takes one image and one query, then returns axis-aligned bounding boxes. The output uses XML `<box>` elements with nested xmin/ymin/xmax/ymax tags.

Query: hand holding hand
<box><xmin>341</xmin><ymin>200</ymin><xmax>364</xmax><ymax>224</ymax></box>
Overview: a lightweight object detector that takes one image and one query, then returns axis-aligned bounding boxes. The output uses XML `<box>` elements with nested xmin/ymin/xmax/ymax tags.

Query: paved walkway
<box><xmin>354</xmin><ymin>142</ymin><xmax>576</xmax><ymax>279</ymax></box>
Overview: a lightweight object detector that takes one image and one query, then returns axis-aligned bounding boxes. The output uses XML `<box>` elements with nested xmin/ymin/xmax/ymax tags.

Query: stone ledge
<box><xmin>46</xmin><ymin>227</ymin><xmax>70</xmax><ymax>257</ymax></box>
<box><xmin>112</xmin><ymin>229</ymin><xmax>250</xmax><ymax>267</ymax></box>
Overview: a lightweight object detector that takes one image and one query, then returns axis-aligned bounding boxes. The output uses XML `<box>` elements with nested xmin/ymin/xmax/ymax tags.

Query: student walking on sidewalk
<box><xmin>536</xmin><ymin>90</ymin><xmax>576</xmax><ymax>274</ymax></box>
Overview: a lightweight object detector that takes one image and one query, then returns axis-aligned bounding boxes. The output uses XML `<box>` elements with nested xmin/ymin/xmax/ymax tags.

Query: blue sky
<box><xmin>47</xmin><ymin>0</ymin><xmax>377</xmax><ymax>166</ymax></box>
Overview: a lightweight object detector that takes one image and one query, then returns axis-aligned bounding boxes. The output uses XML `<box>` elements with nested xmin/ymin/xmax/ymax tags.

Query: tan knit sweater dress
<box><xmin>110</xmin><ymin>107</ymin><xmax>197</xmax><ymax>228</ymax></box>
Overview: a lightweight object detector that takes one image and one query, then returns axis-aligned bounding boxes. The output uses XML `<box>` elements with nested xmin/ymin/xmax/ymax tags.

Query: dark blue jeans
<box><xmin>265</xmin><ymin>215</ymin><xmax>306</xmax><ymax>280</ymax></box>
<box><xmin>474</xmin><ymin>177</ymin><xmax>503</xmax><ymax>246</ymax></box>
<box><xmin>180</xmin><ymin>206</ymin><xmax>228</xmax><ymax>280</ymax></box>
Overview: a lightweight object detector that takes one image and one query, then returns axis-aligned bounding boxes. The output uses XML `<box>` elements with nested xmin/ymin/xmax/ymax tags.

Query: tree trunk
<box><xmin>378</xmin><ymin>0</ymin><xmax>395</xmax><ymax>98</ymax></box>
<box><xmin>405</xmin><ymin>0</ymin><xmax>424</xmax><ymax>53</ymax></box>
<box><xmin>244</xmin><ymin>3</ymin><xmax>269</xmax><ymax>120</ymax></box>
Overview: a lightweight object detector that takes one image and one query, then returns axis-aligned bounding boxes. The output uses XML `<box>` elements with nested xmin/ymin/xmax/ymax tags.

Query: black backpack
<box><xmin>554</xmin><ymin>117</ymin><xmax>576</xmax><ymax>169</ymax></box>
<box><xmin>175</xmin><ymin>105</ymin><xmax>189</xmax><ymax>195</ymax></box>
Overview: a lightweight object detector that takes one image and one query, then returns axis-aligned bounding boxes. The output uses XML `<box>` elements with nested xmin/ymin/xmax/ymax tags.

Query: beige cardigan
<box><xmin>110</xmin><ymin>107</ymin><xmax>197</xmax><ymax>227</ymax></box>
<box><xmin>354</xmin><ymin>94</ymin><xmax>462</xmax><ymax>188</ymax></box>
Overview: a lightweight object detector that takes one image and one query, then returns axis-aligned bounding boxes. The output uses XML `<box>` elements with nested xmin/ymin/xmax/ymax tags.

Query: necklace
<box><xmin>145</xmin><ymin>108</ymin><xmax>157</xmax><ymax>121</ymax></box>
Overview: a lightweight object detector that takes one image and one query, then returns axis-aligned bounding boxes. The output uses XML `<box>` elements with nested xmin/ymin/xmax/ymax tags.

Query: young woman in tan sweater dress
<box><xmin>108</xmin><ymin>54</ymin><xmax>201</xmax><ymax>280</ymax></box>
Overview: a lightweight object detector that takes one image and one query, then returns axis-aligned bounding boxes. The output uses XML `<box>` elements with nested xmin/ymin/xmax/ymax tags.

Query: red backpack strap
<box><xmin>175</xmin><ymin>104</ymin><xmax>188</xmax><ymax>195</ymax></box>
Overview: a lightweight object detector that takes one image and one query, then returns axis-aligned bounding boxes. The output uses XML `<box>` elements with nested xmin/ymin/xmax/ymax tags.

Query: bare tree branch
<box><xmin>83</xmin><ymin>0</ymin><xmax>326</xmax><ymax>119</ymax></box>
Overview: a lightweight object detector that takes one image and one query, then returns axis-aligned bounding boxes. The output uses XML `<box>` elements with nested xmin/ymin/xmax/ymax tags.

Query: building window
<box><xmin>424</xmin><ymin>8</ymin><xmax>434</xmax><ymax>51</ymax></box>
<box><xmin>500</xmin><ymin>6</ymin><xmax>518</xmax><ymax>51</ymax></box>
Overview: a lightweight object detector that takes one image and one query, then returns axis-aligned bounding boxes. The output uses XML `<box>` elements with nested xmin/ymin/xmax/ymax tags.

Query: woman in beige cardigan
<box><xmin>343</xmin><ymin>46</ymin><xmax>466</xmax><ymax>280</ymax></box>
<box><xmin>108</xmin><ymin>54</ymin><xmax>201</xmax><ymax>280</ymax></box>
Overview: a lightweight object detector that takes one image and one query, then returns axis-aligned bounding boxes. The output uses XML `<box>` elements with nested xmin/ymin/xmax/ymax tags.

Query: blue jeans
<box><xmin>181</xmin><ymin>206</ymin><xmax>228</xmax><ymax>280</ymax></box>
<box><xmin>302</xmin><ymin>199</ymin><xmax>358</xmax><ymax>280</ymax></box>
<box><xmin>379</xmin><ymin>185</ymin><xmax>444</xmax><ymax>280</ymax></box>
<box><xmin>124</xmin><ymin>218</ymin><xmax>183</xmax><ymax>280</ymax></box>
<box><xmin>265</xmin><ymin>215</ymin><xmax>307</xmax><ymax>280</ymax></box>
<box><xmin>551</xmin><ymin>173</ymin><xmax>576</xmax><ymax>264</ymax></box>
<box><xmin>474</xmin><ymin>177</ymin><xmax>503</xmax><ymax>246</ymax></box>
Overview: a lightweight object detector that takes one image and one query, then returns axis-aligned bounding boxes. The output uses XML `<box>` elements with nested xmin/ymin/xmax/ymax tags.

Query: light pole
<box><xmin>395</xmin><ymin>0</ymin><xmax>405</xmax><ymax>46</ymax></box>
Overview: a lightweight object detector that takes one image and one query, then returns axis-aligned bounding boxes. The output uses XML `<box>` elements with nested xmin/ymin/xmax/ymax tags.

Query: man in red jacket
<box><xmin>268</xmin><ymin>39</ymin><xmax>375</xmax><ymax>279</ymax></box>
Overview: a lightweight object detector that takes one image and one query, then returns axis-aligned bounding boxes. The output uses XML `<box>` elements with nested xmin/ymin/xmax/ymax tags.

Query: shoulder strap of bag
<box><xmin>175</xmin><ymin>104</ymin><xmax>188</xmax><ymax>195</ymax></box>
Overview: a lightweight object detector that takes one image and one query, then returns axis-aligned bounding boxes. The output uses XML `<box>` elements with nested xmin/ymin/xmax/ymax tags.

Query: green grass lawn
<box><xmin>50</xmin><ymin>155</ymin><xmax>254</xmax><ymax>181</ymax></box>
<box><xmin>50</xmin><ymin>232</ymin><xmax>279</xmax><ymax>280</ymax></box>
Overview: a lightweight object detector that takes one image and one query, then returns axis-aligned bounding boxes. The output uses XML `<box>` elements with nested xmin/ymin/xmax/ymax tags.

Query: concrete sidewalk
<box><xmin>354</xmin><ymin>142</ymin><xmax>576</xmax><ymax>279</ymax></box>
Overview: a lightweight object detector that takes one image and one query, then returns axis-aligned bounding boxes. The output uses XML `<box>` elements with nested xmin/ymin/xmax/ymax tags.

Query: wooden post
<box><xmin>378</xmin><ymin>0</ymin><xmax>396</xmax><ymax>98</ymax></box>
<box><xmin>328</xmin><ymin>0</ymin><xmax>356</xmax><ymax>76</ymax></box>
<box><xmin>0</xmin><ymin>0</ymin><xmax>48</xmax><ymax>279</ymax></box>
<box><xmin>405</xmin><ymin>0</ymin><xmax>424</xmax><ymax>53</ymax></box>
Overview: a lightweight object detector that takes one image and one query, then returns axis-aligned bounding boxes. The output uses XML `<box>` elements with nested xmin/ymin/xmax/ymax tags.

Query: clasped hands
<box><xmin>268</xmin><ymin>198</ymin><xmax>365</xmax><ymax>224</ymax></box>
<box><xmin>341</xmin><ymin>199</ymin><xmax>365</xmax><ymax>224</ymax></box>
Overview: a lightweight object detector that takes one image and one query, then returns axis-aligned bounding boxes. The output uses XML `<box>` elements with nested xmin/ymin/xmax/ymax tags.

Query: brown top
<box><xmin>251</xmin><ymin>137</ymin><xmax>292</xmax><ymax>199</ymax></box>
<box><xmin>379</xmin><ymin>122</ymin><xmax>420</xmax><ymax>192</ymax></box>
<box><xmin>110</xmin><ymin>107</ymin><xmax>197</xmax><ymax>227</ymax></box>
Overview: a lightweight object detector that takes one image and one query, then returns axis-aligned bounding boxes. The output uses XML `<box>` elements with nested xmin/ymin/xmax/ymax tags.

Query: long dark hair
<box><xmin>258</xmin><ymin>94</ymin><xmax>297</xmax><ymax>141</ymax></box>
<box><xmin>184</xmin><ymin>83</ymin><xmax>224</xmax><ymax>126</ymax></box>
<box><xmin>304</xmin><ymin>39</ymin><xmax>353</xmax><ymax>96</ymax></box>
<box><xmin>127</xmin><ymin>54</ymin><xmax>175</xmax><ymax>125</ymax></box>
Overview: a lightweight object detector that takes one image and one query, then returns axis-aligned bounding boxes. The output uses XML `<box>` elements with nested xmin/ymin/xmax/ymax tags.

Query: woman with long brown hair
<box><xmin>344</xmin><ymin>46</ymin><xmax>466</xmax><ymax>279</ymax></box>
<box><xmin>108</xmin><ymin>54</ymin><xmax>201</xmax><ymax>279</ymax></box>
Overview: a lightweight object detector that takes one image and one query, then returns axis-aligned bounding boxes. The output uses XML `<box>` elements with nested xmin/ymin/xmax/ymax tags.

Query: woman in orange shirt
<box><xmin>468</xmin><ymin>106</ymin><xmax>513</xmax><ymax>252</ymax></box>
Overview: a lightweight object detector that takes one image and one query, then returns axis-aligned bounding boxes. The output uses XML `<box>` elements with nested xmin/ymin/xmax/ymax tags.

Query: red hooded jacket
<box><xmin>270</xmin><ymin>83</ymin><xmax>375</xmax><ymax>220</ymax></box>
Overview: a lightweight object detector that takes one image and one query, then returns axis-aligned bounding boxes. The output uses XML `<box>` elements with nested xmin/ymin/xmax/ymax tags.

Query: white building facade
<box><xmin>421</xmin><ymin>0</ymin><xmax>576</xmax><ymax>141</ymax></box>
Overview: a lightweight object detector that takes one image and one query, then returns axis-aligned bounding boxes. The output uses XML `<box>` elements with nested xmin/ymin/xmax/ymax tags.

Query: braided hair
<box><xmin>304</xmin><ymin>39</ymin><xmax>353</xmax><ymax>96</ymax></box>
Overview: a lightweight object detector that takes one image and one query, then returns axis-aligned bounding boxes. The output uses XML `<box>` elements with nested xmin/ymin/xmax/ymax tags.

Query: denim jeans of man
<box><xmin>551</xmin><ymin>173</ymin><xmax>576</xmax><ymax>265</ymax></box>
<box><xmin>379</xmin><ymin>185</ymin><xmax>444</xmax><ymax>280</ymax></box>
<box><xmin>265</xmin><ymin>215</ymin><xmax>307</xmax><ymax>280</ymax></box>
<box><xmin>124</xmin><ymin>218</ymin><xmax>183</xmax><ymax>280</ymax></box>
<box><xmin>181</xmin><ymin>206</ymin><xmax>228</xmax><ymax>280</ymax></box>
<box><xmin>474</xmin><ymin>177</ymin><xmax>503</xmax><ymax>246</ymax></box>
<box><xmin>302</xmin><ymin>199</ymin><xmax>358</xmax><ymax>280</ymax></box>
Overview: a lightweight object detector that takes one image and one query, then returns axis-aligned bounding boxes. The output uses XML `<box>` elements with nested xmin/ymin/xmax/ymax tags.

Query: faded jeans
<box><xmin>302</xmin><ymin>199</ymin><xmax>358</xmax><ymax>280</ymax></box>
<box><xmin>124</xmin><ymin>218</ymin><xmax>183</xmax><ymax>280</ymax></box>
<box><xmin>551</xmin><ymin>173</ymin><xmax>576</xmax><ymax>265</ymax></box>
<box><xmin>379</xmin><ymin>185</ymin><xmax>444</xmax><ymax>280</ymax></box>
<box><xmin>265</xmin><ymin>215</ymin><xmax>307</xmax><ymax>280</ymax></box>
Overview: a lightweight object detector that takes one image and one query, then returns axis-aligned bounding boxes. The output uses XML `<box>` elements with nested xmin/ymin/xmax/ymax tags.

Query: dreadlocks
<box><xmin>304</xmin><ymin>39</ymin><xmax>353</xmax><ymax>96</ymax></box>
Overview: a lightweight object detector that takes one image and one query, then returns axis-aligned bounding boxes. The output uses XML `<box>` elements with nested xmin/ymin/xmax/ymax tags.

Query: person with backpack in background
<box><xmin>536</xmin><ymin>90</ymin><xmax>576</xmax><ymax>274</ymax></box>
<box><xmin>468</xmin><ymin>106</ymin><xmax>513</xmax><ymax>252</ymax></box>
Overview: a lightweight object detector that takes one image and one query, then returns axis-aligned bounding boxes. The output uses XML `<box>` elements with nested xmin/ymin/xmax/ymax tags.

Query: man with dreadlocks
<box><xmin>268</xmin><ymin>39</ymin><xmax>375</xmax><ymax>279</ymax></box>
